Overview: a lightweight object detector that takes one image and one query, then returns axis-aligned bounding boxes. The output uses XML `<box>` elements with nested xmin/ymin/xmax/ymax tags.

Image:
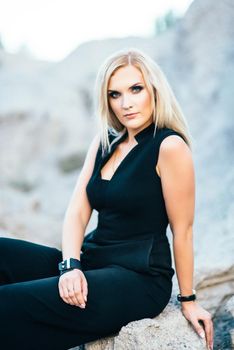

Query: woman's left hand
<box><xmin>181</xmin><ymin>301</ymin><xmax>214</xmax><ymax>350</ymax></box>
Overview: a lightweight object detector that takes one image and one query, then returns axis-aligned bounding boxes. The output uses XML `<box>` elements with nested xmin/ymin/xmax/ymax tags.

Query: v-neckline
<box><xmin>99</xmin><ymin>141</ymin><xmax>139</xmax><ymax>182</ymax></box>
<box><xmin>99</xmin><ymin>121</ymin><xmax>156</xmax><ymax>183</ymax></box>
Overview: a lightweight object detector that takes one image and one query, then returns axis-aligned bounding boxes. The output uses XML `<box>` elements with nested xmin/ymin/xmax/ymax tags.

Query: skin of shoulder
<box><xmin>157</xmin><ymin>135</ymin><xmax>195</xmax><ymax>235</ymax></box>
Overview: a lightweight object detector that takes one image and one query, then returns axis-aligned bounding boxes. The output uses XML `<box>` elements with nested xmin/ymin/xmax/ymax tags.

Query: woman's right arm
<box><xmin>58</xmin><ymin>133</ymin><xmax>100</xmax><ymax>308</ymax></box>
<box><xmin>61</xmin><ymin>133</ymin><xmax>100</xmax><ymax>261</ymax></box>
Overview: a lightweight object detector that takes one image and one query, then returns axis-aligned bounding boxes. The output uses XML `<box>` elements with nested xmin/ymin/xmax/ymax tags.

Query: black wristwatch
<box><xmin>177</xmin><ymin>289</ymin><xmax>196</xmax><ymax>302</ymax></box>
<box><xmin>58</xmin><ymin>258</ymin><xmax>82</xmax><ymax>276</ymax></box>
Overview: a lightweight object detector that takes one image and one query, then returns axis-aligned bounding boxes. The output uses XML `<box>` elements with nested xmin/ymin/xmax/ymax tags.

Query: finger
<box><xmin>73</xmin><ymin>269</ymin><xmax>87</xmax><ymax>302</ymax></box>
<box><xmin>81</xmin><ymin>276</ymin><xmax>88</xmax><ymax>302</ymax></box>
<box><xmin>59</xmin><ymin>274</ymin><xmax>74</xmax><ymax>304</ymax></box>
<box><xmin>74</xmin><ymin>279</ymin><xmax>86</xmax><ymax>308</ymax></box>
<box><xmin>191</xmin><ymin>318</ymin><xmax>206</xmax><ymax>340</ymax></box>
<box><xmin>69</xmin><ymin>280</ymin><xmax>83</xmax><ymax>307</ymax></box>
<box><xmin>203</xmin><ymin>319</ymin><xmax>211</xmax><ymax>345</ymax></box>
<box><xmin>210</xmin><ymin>319</ymin><xmax>214</xmax><ymax>349</ymax></box>
<box><xmin>66</xmin><ymin>282</ymin><xmax>80</xmax><ymax>306</ymax></box>
<box><xmin>203</xmin><ymin>318</ymin><xmax>213</xmax><ymax>349</ymax></box>
<box><xmin>60</xmin><ymin>284</ymin><xmax>73</xmax><ymax>305</ymax></box>
<box><xmin>61</xmin><ymin>281</ymin><xmax>75</xmax><ymax>305</ymax></box>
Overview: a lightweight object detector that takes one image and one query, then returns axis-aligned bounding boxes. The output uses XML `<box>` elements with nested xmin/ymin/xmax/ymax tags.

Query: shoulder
<box><xmin>150</xmin><ymin>126</ymin><xmax>188</xmax><ymax>152</ymax></box>
<box><xmin>157</xmin><ymin>127</ymin><xmax>189</xmax><ymax>154</ymax></box>
<box><xmin>157</xmin><ymin>126</ymin><xmax>185</xmax><ymax>141</ymax></box>
<box><xmin>157</xmin><ymin>128</ymin><xmax>193</xmax><ymax>175</ymax></box>
<box><xmin>154</xmin><ymin>127</ymin><xmax>192</xmax><ymax>176</ymax></box>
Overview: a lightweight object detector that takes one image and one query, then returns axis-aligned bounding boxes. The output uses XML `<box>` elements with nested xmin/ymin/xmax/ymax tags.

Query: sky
<box><xmin>0</xmin><ymin>0</ymin><xmax>194</xmax><ymax>62</ymax></box>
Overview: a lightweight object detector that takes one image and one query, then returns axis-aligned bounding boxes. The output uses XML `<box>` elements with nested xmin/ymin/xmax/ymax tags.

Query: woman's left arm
<box><xmin>157</xmin><ymin>135</ymin><xmax>214</xmax><ymax>350</ymax></box>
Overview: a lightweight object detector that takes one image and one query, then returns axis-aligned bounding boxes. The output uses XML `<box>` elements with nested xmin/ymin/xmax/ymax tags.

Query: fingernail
<box><xmin>84</xmin><ymin>295</ymin><xmax>87</xmax><ymax>302</ymax></box>
<box><xmin>80</xmin><ymin>303</ymin><xmax>86</xmax><ymax>308</ymax></box>
<box><xmin>199</xmin><ymin>331</ymin><xmax>205</xmax><ymax>338</ymax></box>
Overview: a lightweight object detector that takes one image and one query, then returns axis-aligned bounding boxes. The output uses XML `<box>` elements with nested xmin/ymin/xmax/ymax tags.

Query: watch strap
<box><xmin>177</xmin><ymin>289</ymin><xmax>196</xmax><ymax>302</ymax></box>
<box><xmin>58</xmin><ymin>258</ymin><xmax>82</xmax><ymax>274</ymax></box>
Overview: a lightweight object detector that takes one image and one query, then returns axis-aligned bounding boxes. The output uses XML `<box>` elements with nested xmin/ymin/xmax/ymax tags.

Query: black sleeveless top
<box><xmin>81</xmin><ymin>122</ymin><xmax>185</xmax><ymax>281</ymax></box>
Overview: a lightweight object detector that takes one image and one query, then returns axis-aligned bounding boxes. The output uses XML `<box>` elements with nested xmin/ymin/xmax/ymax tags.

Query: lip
<box><xmin>124</xmin><ymin>112</ymin><xmax>139</xmax><ymax>118</ymax></box>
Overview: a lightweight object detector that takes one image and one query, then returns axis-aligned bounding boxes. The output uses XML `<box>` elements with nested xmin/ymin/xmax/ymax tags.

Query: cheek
<box><xmin>138</xmin><ymin>91</ymin><xmax>152</xmax><ymax>110</ymax></box>
<box><xmin>109</xmin><ymin>99</ymin><xmax>121</xmax><ymax>114</ymax></box>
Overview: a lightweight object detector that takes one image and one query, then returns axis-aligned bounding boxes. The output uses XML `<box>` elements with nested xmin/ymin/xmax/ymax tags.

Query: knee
<box><xmin>0</xmin><ymin>237</ymin><xmax>9</xmax><ymax>256</ymax></box>
<box><xmin>0</xmin><ymin>237</ymin><xmax>14</xmax><ymax>257</ymax></box>
<box><xmin>0</xmin><ymin>237</ymin><xmax>17</xmax><ymax>278</ymax></box>
<box><xmin>0</xmin><ymin>238</ymin><xmax>11</xmax><ymax>282</ymax></box>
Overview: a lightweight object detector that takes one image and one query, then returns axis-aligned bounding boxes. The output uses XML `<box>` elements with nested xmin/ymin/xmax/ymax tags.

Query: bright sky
<box><xmin>0</xmin><ymin>0</ymin><xmax>194</xmax><ymax>62</ymax></box>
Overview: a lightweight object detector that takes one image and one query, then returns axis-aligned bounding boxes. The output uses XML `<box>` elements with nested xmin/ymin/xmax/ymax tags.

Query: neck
<box><xmin>125</xmin><ymin>120</ymin><xmax>154</xmax><ymax>143</ymax></box>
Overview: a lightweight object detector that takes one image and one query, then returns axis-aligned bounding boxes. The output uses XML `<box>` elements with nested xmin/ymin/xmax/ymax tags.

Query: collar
<box><xmin>119</xmin><ymin>121</ymin><xmax>156</xmax><ymax>144</ymax></box>
<box><xmin>134</xmin><ymin>122</ymin><xmax>156</xmax><ymax>142</ymax></box>
<box><xmin>106</xmin><ymin>122</ymin><xmax>156</xmax><ymax>156</ymax></box>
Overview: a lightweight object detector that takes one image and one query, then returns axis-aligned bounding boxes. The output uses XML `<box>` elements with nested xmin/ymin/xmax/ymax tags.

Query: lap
<box><xmin>0</xmin><ymin>237</ymin><xmax>172</xmax><ymax>349</ymax></box>
<box><xmin>0</xmin><ymin>264</ymin><xmax>167</xmax><ymax>329</ymax></box>
<box><xmin>0</xmin><ymin>236</ymin><xmax>172</xmax><ymax>321</ymax></box>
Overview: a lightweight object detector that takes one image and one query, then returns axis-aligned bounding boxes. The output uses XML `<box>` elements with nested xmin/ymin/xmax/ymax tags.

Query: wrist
<box><xmin>177</xmin><ymin>288</ymin><xmax>196</xmax><ymax>303</ymax></box>
<box><xmin>58</xmin><ymin>257</ymin><xmax>82</xmax><ymax>275</ymax></box>
<box><xmin>181</xmin><ymin>300</ymin><xmax>197</xmax><ymax>308</ymax></box>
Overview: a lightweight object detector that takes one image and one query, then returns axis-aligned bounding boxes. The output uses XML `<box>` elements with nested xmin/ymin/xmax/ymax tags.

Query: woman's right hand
<box><xmin>58</xmin><ymin>269</ymin><xmax>88</xmax><ymax>308</ymax></box>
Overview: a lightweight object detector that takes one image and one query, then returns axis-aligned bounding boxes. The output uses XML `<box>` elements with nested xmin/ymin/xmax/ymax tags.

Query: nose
<box><xmin>121</xmin><ymin>94</ymin><xmax>133</xmax><ymax>110</ymax></box>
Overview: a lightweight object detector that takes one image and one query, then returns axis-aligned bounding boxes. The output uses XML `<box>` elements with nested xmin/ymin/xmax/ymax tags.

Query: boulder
<box><xmin>70</xmin><ymin>295</ymin><xmax>207</xmax><ymax>350</ymax></box>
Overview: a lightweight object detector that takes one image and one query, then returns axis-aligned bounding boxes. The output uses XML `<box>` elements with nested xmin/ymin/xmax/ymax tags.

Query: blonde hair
<box><xmin>94</xmin><ymin>47</ymin><xmax>193</xmax><ymax>156</ymax></box>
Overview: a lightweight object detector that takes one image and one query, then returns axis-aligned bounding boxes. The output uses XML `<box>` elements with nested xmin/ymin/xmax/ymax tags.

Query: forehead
<box><xmin>108</xmin><ymin>65</ymin><xmax>144</xmax><ymax>90</ymax></box>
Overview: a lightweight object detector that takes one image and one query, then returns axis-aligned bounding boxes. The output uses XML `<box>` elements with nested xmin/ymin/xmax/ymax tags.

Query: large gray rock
<box><xmin>225</xmin><ymin>296</ymin><xmax>234</xmax><ymax>317</ymax></box>
<box><xmin>70</xmin><ymin>295</ymin><xmax>207</xmax><ymax>350</ymax></box>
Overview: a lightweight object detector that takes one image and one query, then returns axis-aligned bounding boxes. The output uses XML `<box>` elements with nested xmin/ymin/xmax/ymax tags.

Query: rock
<box><xmin>69</xmin><ymin>295</ymin><xmax>207</xmax><ymax>350</ymax></box>
<box><xmin>226</xmin><ymin>296</ymin><xmax>234</xmax><ymax>349</ymax></box>
<box><xmin>213</xmin><ymin>295</ymin><xmax>234</xmax><ymax>349</ymax></box>
<box><xmin>225</xmin><ymin>296</ymin><xmax>234</xmax><ymax>317</ymax></box>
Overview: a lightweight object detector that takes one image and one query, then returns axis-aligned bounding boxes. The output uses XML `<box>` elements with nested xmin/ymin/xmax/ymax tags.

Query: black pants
<box><xmin>0</xmin><ymin>237</ymin><xmax>172</xmax><ymax>350</ymax></box>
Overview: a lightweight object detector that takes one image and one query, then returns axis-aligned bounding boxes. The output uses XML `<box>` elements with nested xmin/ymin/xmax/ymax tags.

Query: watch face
<box><xmin>59</xmin><ymin>260</ymin><xmax>68</xmax><ymax>271</ymax></box>
<box><xmin>59</xmin><ymin>258</ymin><xmax>82</xmax><ymax>272</ymax></box>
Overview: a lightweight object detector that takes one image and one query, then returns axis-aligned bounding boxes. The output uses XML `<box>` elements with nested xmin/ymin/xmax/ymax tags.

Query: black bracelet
<box><xmin>177</xmin><ymin>289</ymin><xmax>196</xmax><ymax>302</ymax></box>
<box><xmin>58</xmin><ymin>258</ymin><xmax>82</xmax><ymax>275</ymax></box>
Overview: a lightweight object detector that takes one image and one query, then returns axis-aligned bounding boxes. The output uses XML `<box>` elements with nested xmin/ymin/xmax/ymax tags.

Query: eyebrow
<box><xmin>107</xmin><ymin>82</ymin><xmax>143</xmax><ymax>92</ymax></box>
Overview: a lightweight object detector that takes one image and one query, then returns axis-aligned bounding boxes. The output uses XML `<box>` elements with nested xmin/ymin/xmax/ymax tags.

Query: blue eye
<box><xmin>132</xmin><ymin>85</ymin><xmax>143</xmax><ymax>92</ymax></box>
<box><xmin>108</xmin><ymin>85</ymin><xmax>143</xmax><ymax>99</ymax></box>
<box><xmin>108</xmin><ymin>91</ymin><xmax>120</xmax><ymax>99</ymax></box>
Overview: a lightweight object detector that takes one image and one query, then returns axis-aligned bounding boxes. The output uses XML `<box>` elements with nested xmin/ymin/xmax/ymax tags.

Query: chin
<box><xmin>126</xmin><ymin>118</ymin><xmax>149</xmax><ymax>126</ymax></box>
<box><xmin>124</xmin><ymin>119</ymin><xmax>141</xmax><ymax>127</ymax></box>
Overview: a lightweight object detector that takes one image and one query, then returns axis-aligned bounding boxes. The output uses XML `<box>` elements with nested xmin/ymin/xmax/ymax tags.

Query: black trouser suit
<box><xmin>0</xmin><ymin>237</ymin><xmax>171</xmax><ymax>350</ymax></box>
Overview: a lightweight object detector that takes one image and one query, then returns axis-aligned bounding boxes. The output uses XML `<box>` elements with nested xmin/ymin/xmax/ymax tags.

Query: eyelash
<box><xmin>108</xmin><ymin>85</ymin><xmax>143</xmax><ymax>99</ymax></box>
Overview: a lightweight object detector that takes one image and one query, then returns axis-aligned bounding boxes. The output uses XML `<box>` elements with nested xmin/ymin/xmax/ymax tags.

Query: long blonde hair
<box><xmin>94</xmin><ymin>48</ymin><xmax>193</xmax><ymax>156</ymax></box>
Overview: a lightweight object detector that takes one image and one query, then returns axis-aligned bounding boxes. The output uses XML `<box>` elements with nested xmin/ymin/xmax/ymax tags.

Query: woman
<box><xmin>0</xmin><ymin>48</ymin><xmax>214</xmax><ymax>350</ymax></box>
